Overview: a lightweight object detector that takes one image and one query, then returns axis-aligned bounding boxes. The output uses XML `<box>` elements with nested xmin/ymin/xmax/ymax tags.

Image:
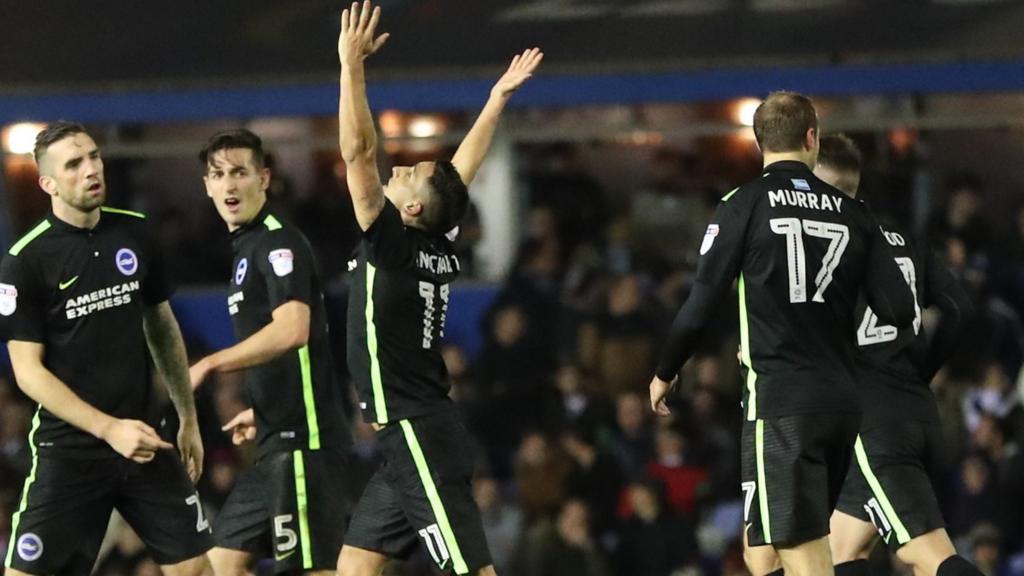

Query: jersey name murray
<box><xmin>768</xmin><ymin>185</ymin><xmax>845</xmax><ymax>213</ymax></box>
<box><xmin>65</xmin><ymin>281</ymin><xmax>141</xmax><ymax>319</ymax></box>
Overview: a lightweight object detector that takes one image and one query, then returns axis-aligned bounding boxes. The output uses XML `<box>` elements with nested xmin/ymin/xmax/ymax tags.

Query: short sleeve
<box><xmin>363</xmin><ymin>201</ymin><xmax>413</xmax><ymax>269</ymax></box>
<box><xmin>141</xmin><ymin>228</ymin><xmax>173</xmax><ymax>305</ymax></box>
<box><xmin>694</xmin><ymin>189</ymin><xmax>753</xmax><ymax>289</ymax></box>
<box><xmin>257</xmin><ymin>230</ymin><xmax>315</xmax><ymax>310</ymax></box>
<box><xmin>0</xmin><ymin>254</ymin><xmax>46</xmax><ymax>342</ymax></box>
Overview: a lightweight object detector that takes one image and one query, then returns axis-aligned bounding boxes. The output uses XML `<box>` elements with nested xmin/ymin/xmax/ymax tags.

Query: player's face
<box><xmin>813</xmin><ymin>164</ymin><xmax>860</xmax><ymax>198</ymax></box>
<box><xmin>384</xmin><ymin>161</ymin><xmax>436</xmax><ymax>218</ymax></box>
<box><xmin>39</xmin><ymin>133</ymin><xmax>106</xmax><ymax>213</ymax></box>
<box><xmin>204</xmin><ymin>148</ymin><xmax>270</xmax><ymax>231</ymax></box>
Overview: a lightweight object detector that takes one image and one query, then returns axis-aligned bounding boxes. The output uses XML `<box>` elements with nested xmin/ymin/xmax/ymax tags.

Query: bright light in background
<box><xmin>3</xmin><ymin>122</ymin><xmax>46</xmax><ymax>155</ymax></box>
<box><xmin>735</xmin><ymin>98</ymin><xmax>761</xmax><ymax>127</ymax></box>
<box><xmin>408</xmin><ymin>115</ymin><xmax>444</xmax><ymax>138</ymax></box>
<box><xmin>378</xmin><ymin>110</ymin><xmax>403</xmax><ymax>138</ymax></box>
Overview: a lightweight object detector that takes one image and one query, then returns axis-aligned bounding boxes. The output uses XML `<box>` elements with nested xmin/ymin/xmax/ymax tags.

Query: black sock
<box><xmin>937</xmin><ymin>555</ymin><xmax>985</xmax><ymax>576</ymax></box>
<box><xmin>835</xmin><ymin>559</ymin><xmax>870</xmax><ymax>576</ymax></box>
<box><xmin>766</xmin><ymin>570</ymin><xmax>785</xmax><ymax>576</ymax></box>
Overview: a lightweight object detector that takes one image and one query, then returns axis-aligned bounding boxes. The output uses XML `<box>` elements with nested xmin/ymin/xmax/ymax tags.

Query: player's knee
<box><xmin>472</xmin><ymin>565</ymin><xmax>498</xmax><ymax>576</ymax></box>
<box><xmin>161</xmin><ymin>553</ymin><xmax>214</xmax><ymax>576</ymax></box>
<box><xmin>935</xmin><ymin>555</ymin><xmax>984</xmax><ymax>576</ymax></box>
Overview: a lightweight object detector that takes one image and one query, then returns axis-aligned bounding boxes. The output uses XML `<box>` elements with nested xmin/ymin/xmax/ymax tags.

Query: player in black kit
<box><xmin>649</xmin><ymin>94</ymin><xmax>915</xmax><ymax>576</ymax></box>
<box><xmin>0</xmin><ymin>122</ymin><xmax>213</xmax><ymax>576</ymax></box>
<box><xmin>190</xmin><ymin>129</ymin><xmax>352</xmax><ymax>576</ymax></box>
<box><xmin>817</xmin><ymin>135</ymin><xmax>982</xmax><ymax>576</ymax></box>
<box><xmin>335</xmin><ymin>2</ymin><xmax>540</xmax><ymax>575</ymax></box>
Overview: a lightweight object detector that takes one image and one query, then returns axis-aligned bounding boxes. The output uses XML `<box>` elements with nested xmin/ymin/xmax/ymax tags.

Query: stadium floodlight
<box><xmin>408</xmin><ymin>115</ymin><xmax>444</xmax><ymax>139</ymax></box>
<box><xmin>3</xmin><ymin>122</ymin><xmax>46</xmax><ymax>155</ymax></box>
<box><xmin>735</xmin><ymin>98</ymin><xmax>761</xmax><ymax>127</ymax></box>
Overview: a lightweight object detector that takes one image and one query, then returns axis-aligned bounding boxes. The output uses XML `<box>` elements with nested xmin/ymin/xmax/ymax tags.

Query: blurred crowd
<box><xmin>3</xmin><ymin>136</ymin><xmax>1024</xmax><ymax>576</ymax></box>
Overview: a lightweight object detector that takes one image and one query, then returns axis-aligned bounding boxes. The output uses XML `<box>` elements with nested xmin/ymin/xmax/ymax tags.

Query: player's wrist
<box><xmin>94</xmin><ymin>415</ymin><xmax>119</xmax><ymax>441</ymax></box>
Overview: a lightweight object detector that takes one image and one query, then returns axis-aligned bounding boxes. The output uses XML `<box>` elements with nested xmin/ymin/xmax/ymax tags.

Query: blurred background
<box><xmin>3</xmin><ymin>1</ymin><xmax>1024</xmax><ymax>575</ymax></box>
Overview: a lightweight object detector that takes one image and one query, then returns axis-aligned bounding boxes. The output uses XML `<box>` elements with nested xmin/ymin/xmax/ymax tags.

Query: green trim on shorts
<box><xmin>297</xmin><ymin>346</ymin><xmax>320</xmax><ymax>450</ymax></box>
<box><xmin>5</xmin><ymin>408</ymin><xmax>41</xmax><ymax>567</ymax></box>
<box><xmin>755</xmin><ymin>419</ymin><xmax>772</xmax><ymax>544</ymax></box>
<box><xmin>739</xmin><ymin>274</ymin><xmax>758</xmax><ymax>421</ymax></box>
<box><xmin>365</xmin><ymin>263</ymin><xmax>387</xmax><ymax>423</ymax></box>
<box><xmin>100</xmin><ymin>206</ymin><xmax>146</xmax><ymax>219</ymax></box>
<box><xmin>264</xmin><ymin>214</ymin><xmax>283</xmax><ymax>231</ymax></box>
<box><xmin>8</xmin><ymin>221</ymin><xmax>52</xmax><ymax>256</ymax></box>
<box><xmin>400</xmin><ymin>420</ymin><xmax>469</xmax><ymax>575</ymax></box>
<box><xmin>855</xmin><ymin>435</ymin><xmax>912</xmax><ymax>545</ymax></box>
<box><xmin>293</xmin><ymin>451</ymin><xmax>313</xmax><ymax>569</ymax></box>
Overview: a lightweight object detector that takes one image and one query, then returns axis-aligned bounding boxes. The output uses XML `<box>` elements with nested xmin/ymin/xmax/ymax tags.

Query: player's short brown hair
<box><xmin>422</xmin><ymin>161</ymin><xmax>469</xmax><ymax>236</ymax></box>
<box><xmin>753</xmin><ymin>91</ymin><xmax>818</xmax><ymax>153</ymax></box>
<box><xmin>817</xmin><ymin>133</ymin><xmax>862</xmax><ymax>174</ymax></box>
<box><xmin>33</xmin><ymin>121</ymin><xmax>88</xmax><ymax>164</ymax></box>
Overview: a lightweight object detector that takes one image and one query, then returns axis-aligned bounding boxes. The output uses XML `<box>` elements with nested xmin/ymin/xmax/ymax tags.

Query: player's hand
<box><xmin>339</xmin><ymin>0</ymin><xmax>390</xmax><ymax>65</ymax></box>
<box><xmin>491</xmin><ymin>48</ymin><xmax>543</xmax><ymax>100</ymax></box>
<box><xmin>649</xmin><ymin>375</ymin><xmax>677</xmax><ymax>416</ymax></box>
<box><xmin>222</xmin><ymin>408</ymin><xmax>257</xmax><ymax>446</ymax></box>
<box><xmin>101</xmin><ymin>418</ymin><xmax>174</xmax><ymax>463</ymax></box>
<box><xmin>178</xmin><ymin>419</ymin><xmax>204</xmax><ymax>483</ymax></box>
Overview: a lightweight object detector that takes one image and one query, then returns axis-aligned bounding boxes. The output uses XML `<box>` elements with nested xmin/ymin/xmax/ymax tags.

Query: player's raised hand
<box><xmin>178</xmin><ymin>419</ymin><xmax>204</xmax><ymax>483</ymax></box>
<box><xmin>649</xmin><ymin>375</ymin><xmax>676</xmax><ymax>417</ymax></box>
<box><xmin>339</xmin><ymin>0</ymin><xmax>390</xmax><ymax>65</ymax></box>
<box><xmin>491</xmin><ymin>48</ymin><xmax>543</xmax><ymax>99</ymax></box>
<box><xmin>101</xmin><ymin>418</ymin><xmax>174</xmax><ymax>463</ymax></box>
<box><xmin>221</xmin><ymin>408</ymin><xmax>257</xmax><ymax>446</ymax></box>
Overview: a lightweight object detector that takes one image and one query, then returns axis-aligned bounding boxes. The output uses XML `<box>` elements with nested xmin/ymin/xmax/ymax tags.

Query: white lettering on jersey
<box><xmin>768</xmin><ymin>189</ymin><xmax>843</xmax><ymax>213</ymax></box>
<box><xmin>228</xmin><ymin>291</ymin><xmax>245</xmax><ymax>315</ymax></box>
<box><xmin>0</xmin><ymin>283</ymin><xmax>17</xmax><ymax>316</ymax></box>
<box><xmin>416</xmin><ymin>251</ymin><xmax>461</xmax><ymax>275</ymax></box>
<box><xmin>269</xmin><ymin>249</ymin><xmax>294</xmax><ymax>277</ymax></box>
<box><xmin>64</xmin><ymin>281</ymin><xmax>141</xmax><ymax>319</ymax></box>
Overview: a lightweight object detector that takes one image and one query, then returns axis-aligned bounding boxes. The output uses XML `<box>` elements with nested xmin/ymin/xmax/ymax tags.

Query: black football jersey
<box><xmin>0</xmin><ymin>207</ymin><xmax>169</xmax><ymax>458</ymax></box>
<box><xmin>346</xmin><ymin>201</ymin><xmax>460</xmax><ymax>424</ymax></box>
<box><xmin>228</xmin><ymin>206</ymin><xmax>351</xmax><ymax>455</ymax></box>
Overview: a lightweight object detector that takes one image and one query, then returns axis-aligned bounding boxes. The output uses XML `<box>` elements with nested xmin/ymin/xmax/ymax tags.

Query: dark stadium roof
<box><xmin>3</xmin><ymin>0</ymin><xmax>1024</xmax><ymax>92</ymax></box>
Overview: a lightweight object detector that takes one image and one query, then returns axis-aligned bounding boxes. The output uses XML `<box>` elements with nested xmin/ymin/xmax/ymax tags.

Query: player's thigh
<box><xmin>776</xmin><ymin>535</ymin><xmax>835</xmax><ymax>576</ymax></box>
<box><xmin>4</xmin><ymin>456</ymin><xmax>116</xmax><ymax>576</ymax></box>
<box><xmin>852</xmin><ymin>423</ymin><xmax>946</xmax><ymax>553</ymax></box>
<box><xmin>265</xmin><ymin>449</ymin><xmax>350</xmax><ymax>574</ymax></box>
<box><xmin>116</xmin><ymin>450</ymin><xmax>214</xmax><ymax>567</ymax></box>
<box><xmin>742</xmin><ymin>413</ymin><xmax>858</xmax><ymax>548</ymax></box>
<box><xmin>742</xmin><ymin>526</ymin><xmax>783</xmax><ymax>576</ymax></box>
<box><xmin>381</xmin><ymin>412</ymin><xmax>492</xmax><ymax>575</ymax></box>
<box><xmin>829</xmin><ymin>510</ymin><xmax>877</xmax><ymax>563</ymax></box>
<box><xmin>159</xmin><ymin>552</ymin><xmax>213</xmax><ymax>576</ymax></box>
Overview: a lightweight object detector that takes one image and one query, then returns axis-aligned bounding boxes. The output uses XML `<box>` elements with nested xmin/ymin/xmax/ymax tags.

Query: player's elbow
<box><xmin>284</xmin><ymin>322</ymin><xmax>310</xmax><ymax>350</ymax></box>
<box><xmin>340</xmin><ymin>139</ymin><xmax>376</xmax><ymax>164</ymax></box>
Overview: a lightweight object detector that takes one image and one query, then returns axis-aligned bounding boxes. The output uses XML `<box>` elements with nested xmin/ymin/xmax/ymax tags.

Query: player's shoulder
<box><xmin>99</xmin><ymin>206</ymin><xmax>151</xmax><ymax>240</ymax></box>
<box><xmin>255</xmin><ymin>213</ymin><xmax>313</xmax><ymax>253</ymax></box>
<box><xmin>6</xmin><ymin>217</ymin><xmax>56</xmax><ymax>260</ymax></box>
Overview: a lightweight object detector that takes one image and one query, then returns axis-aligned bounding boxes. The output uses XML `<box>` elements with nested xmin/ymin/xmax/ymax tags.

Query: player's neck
<box><xmin>52</xmin><ymin>199</ymin><xmax>100</xmax><ymax>229</ymax></box>
<box><xmin>762</xmin><ymin>151</ymin><xmax>813</xmax><ymax>169</ymax></box>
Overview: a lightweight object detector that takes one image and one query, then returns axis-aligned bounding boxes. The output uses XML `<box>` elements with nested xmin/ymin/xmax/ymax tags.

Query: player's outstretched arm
<box><xmin>143</xmin><ymin>301</ymin><xmax>203</xmax><ymax>481</ymax></box>
<box><xmin>190</xmin><ymin>301</ymin><xmax>310</xmax><ymax>386</ymax></box>
<box><xmin>451</xmin><ymin>48</ymin><xmax>543</xmax><ymax>186</ymax></box>
<box><xmin>923</xmin><ymin>252</ymin><xmax>975</xmax><ymax>381</ymax></box>
<box><xmin>339</xmin><ymin>0</ymin><xmax>390</xmax><ymax>231</ymax></box>
<box><xmin>7</xmin><ymin>340</ymin><xmax>173</xmax><ymax>462</ymax></box>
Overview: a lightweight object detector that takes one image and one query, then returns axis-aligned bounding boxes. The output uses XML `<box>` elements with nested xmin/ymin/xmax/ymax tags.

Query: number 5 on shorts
<box><xmin>274</xmin><ymin>514</ymin><xmax>298</xmax><ymax>554</ymax></box>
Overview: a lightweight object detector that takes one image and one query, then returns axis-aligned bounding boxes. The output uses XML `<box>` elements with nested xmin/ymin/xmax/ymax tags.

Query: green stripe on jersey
<box><xmin>755</xmin><ymin>419</ymin><xmax>772</xmax><ymax>544</ymax></box>
<box><xmin>298</xmin><ymin>346</ymin><xmax>320</xmax><ymax>450</ymax></box>
<box><xmin>5</xmin><ymin>409</ymin><xmax>40</xmax><ymax>567</ymax></box>
<box><xmin>721</xmin><ymin>187</ymin><xmax>740</xmax><ymax>202</ymax></box>
<box><xmin>400</xmin><ymin>421</ymin><xmax>469</xmax><ymax>574</ymax></box>
<box><xmin>365</xmin><ymin>263</ymin><xmax>387</xmax><ymax>423</ymax></box>
<box><xmin>855</xmin><ymin>436</ymin><xmax>912</xmax><ymax>545</ymax></box>
<box><xmin>739</xmin><ymin>274</ymin><xmax>758</xmax><ymax>421</ymax></box>
<box><xmin>264</xmin><ymin>214</ymin><xmax>283</xmax><ymax>231</ymax></box>
<box><xmin>292</xmin><ymin>451</ymin><xmax>313</xmax><ymax>569</ymax></box>
<box><xmin>8</xmin><ymin>221</ymin><xmax>51</xmax><ymax>256</ymax></box>
<box><xmin>100</xmin><ymin>206</ymin><xmax>146</xmax><ymax>218</ymax></box>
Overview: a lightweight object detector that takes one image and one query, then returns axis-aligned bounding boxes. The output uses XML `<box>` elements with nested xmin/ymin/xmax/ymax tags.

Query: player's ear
<box><xmin>260</xmin><ymin>167</ymin><xmax>271</xmax><ymax>192</ymax></box>
<box><xmin>805</xmin><ymin>127</ymin><xmax>818</xmax><ymax>152</ymax></box>
<box><xmin>38</xmin><ymin>175</ymin><xmax>57</xmax><ymax>197</ymax></box>
<box><xmin>404</xmin><ymin>201</ymin><xmax>423</xmax><ymax>217</ymax></box>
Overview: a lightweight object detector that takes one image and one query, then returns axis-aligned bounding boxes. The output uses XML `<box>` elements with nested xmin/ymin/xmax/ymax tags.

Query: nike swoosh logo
<box><xmin>275</xmin><ymin>549</ymin><xmax>296</xmax><ymax>562</ymax></box>
<box><xmin>59</xmin><ymin>276</ymin><xmax>79</xmax><ymax>290</ymax></box>
<box><xmin>883</xmin><ymin>533</ymin><xmax>892</xmax><ymax>544</ymax></box>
